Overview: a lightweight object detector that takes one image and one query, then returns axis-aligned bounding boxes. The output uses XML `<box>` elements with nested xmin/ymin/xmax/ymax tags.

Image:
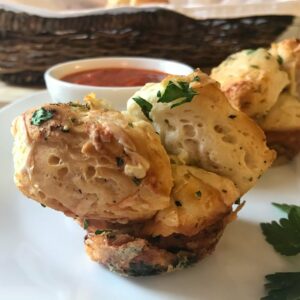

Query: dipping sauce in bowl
<box><xmin>61</xmin><ymin>68</ymin><xmax>168</xmax><ymax>87</ymax></box>
<box><xmin>45</xmin><ymin>57</ymin><xmax>193</xmax><ymax>110</ymax></box>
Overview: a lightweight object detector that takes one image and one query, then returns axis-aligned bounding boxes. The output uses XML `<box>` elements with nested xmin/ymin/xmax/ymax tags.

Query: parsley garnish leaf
<box><xmin>261</xmin><ymin>272</ymin><xmax>300</xmax><ymax>300</ymax></box>
<box><xmin>31</xmin><ymin>108</ymin><xmax>53</xmax><ymax>126</ymax></box>
<box><xmin>158</xmin><ymin>81</ymin><xmax>198</xmax><ymax>108</ymax></box>
<box><xmin>260</xmin><ymin>204</ymin><xmax>300</xmax><ymax>256</ymax></box>
<box><xmin>132</xmin><ymin>96</ymin><xmax>153</xmax><ymax>121</ymax></box>
<box><xmin>272</xmin><ymin>203</ymin><xmax>299</xmax><ymax>214</ymax></box>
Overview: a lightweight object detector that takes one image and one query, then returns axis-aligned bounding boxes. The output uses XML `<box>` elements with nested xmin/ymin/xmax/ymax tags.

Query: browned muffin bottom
<box><xmin>83</xmin><ymin>211</ymin><xmax>231</xmax><ymax>276</ymax></box>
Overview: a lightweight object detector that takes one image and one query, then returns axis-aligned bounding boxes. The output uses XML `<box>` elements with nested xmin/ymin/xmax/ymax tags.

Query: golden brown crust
<box><xmin>11</xmin><ymin>101</ymin><xmax>172</xmax><ymax>222</ymax></box>
<box><xmin>143</xmin><ymin>165</ymin><xmax>239</xmax><ymax>237</ymax></box>
<box><xmin>84</xmin><ymin>217</ymin><xmax>227</xmax><ymax>276</ymax></box>
<box><xmin>269</xmin><ymin>39</ymin><xmax>300</xmax><ymax>98</ymax></box>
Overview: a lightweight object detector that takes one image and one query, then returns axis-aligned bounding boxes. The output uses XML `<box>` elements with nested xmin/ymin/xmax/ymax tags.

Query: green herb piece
<box><xmin>192</xmin><ymin>76</ymin><xmax>200</xmax><ymax>82</ymax></box>
<box><xmin>41</xmin><ymin>204</ymin><xmax>46</xmax><ymax>208</ymax></box>
<box><xmin>157</xmin><ymin>81</ymin><xmax>198</xmax><ymax>108</ymax></box>
<box><xmin>128</xmin><ymin>122</ymin><xmax>134</xmax><ymax>128</ymax></box>
<box><xmin>245</xmin><ymin>49</ymin><xmax>256</xmax><ymax>55</ymax></box>
<box><xmin>272</xmin><ymin>203</ymin><xmax>299</xmax><ymax>214</ymax></box>
<box><xmin>83</xmin><ymin>219</ymin><xmax>89</xmax><ymax>230</ymax></box>
<box><xmin>132</xmin><ymin>96</ymin><xmax>153</xmax><ymax>121</ymax></box>
<box><xmin>68</xmin><ymin>102</ymin><xmax>90</xmax><ymax>111</ymax></box>
<box><xmin>265</xmin><ymin>55</ymin><xmax>271</xmax><ymax>60</ymax></box>
<box><xmin>175</xmin><ymin>200</ymin><xmax>182</xmax><ymax>207</ymax></box>
<box><xmin>260</xmin><ymin>205</ymin><xmax>300</xmax><ymax>256</ymax></box>
<box><xmin>261</xmin><ymin>272</ymin><xmax>300</xmax><ymax>300</ymax></box>
<box><xmin>250</xmin><ymin>65</ymin><xmax>260</xmax><ymax>69</ymax></box>
<box><xmin>95</xmin><ymin>229</ymin><xmax>110</xmax><ymax>235</ymax></box>
<box><xmin>116</xmin><ymin>157</ymin><xmax>124</xmax><ymax>167</ymax></box>
<box><xmin>132</xmin><ymin>177</ymin><xmax>142</xmax><ymax>186</ymax></box>
<box><xmin>157</xmin><ymin>90</ymin><xmax>162</xmax><ymax>97</ymax></box>
<box><xmin>277</xmin><ymin>55</ymin><xmax>284</xmax><ymax>65</ymax></box>
<box><xmin>235</xmin><ymin>198</ymin><xmax>241</xmax><ymax>205</ymax></box>
<box><xmin>31</xmin><ymin>108</ymin><xmax>54</xmax><ymax>126</ymax></box>
<box><xmin>195</xmin><ymin>191</ymin><xmax>202</xmax><ymax>198</ymax></box>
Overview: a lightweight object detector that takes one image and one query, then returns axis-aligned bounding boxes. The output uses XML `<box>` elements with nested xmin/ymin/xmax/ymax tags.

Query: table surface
<box><xmin>1</xmin><ymin>17</ymin><xmax>299</xmax><ymax>109</ymax></box>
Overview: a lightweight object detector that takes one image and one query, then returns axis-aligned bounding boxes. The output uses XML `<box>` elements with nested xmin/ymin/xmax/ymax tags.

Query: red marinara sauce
<box><xmin>61</xmin><ymin>68</ymin><xmax>168</xmax><ymax>87</ymax></box>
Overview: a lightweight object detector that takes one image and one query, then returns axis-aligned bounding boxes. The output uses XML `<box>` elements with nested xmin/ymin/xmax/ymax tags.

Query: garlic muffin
<box><xmin>11</xmin><ymin>98</ymin><xmax>172</xmax><ymax>222</ymax></box>
<box><xmin>12</xmin><ymin>72</ymin><xmax>275</xmax><ymax>276</ymax></box>
<box><xmin>211</xmin><ymin>48</ymin><xmax>289</xmax><ymax>119</ymax></box>
<box><xmin>269</xmin><ymin>39</ymin><xmax>300</xmax><ymax>98</ymax></box>
<box><xmin>127</xmin><ymin>69</ymin><xmax>275</xmax><ymax>194</ymax></box>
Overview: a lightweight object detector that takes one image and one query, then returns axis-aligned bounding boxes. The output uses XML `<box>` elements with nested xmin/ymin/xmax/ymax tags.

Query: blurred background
<box><xmin>0</xmin><ymin>0</ymin><xmax>299</xmax><ymax>108</ymax></box>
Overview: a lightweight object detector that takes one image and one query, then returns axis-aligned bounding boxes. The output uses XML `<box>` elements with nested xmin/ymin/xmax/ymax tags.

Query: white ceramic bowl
<box><xmin>44</xmin><ymin>57</ymin><xmax>194</xmax><ymax>110</ymax></box>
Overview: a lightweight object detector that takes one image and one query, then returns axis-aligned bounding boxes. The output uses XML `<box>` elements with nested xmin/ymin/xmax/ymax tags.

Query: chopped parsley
<box><xmin>128</xmin><ymin>122</ymin><xmax>134</xmax><ymax>128</ymax></box>
<box><xmin>31</xmin><ymin>108</ymin><xmax>54</xmax><ymax>126</ymax></box>
<box><xmin>245</xmin><ymin>49</ymin><xmax>256</xmax><ymax>55</ymax></box>
<box><xmin>234</xmin><ymin>198</ymin><xmax>241</xmax><ymax>205</ymax></box>
<box><xmin>262</xmin><ymin>272</ymin><xmax>300</xmax><ymax>300</ymax></box>
<box><xmin>132</xmin><ymin>177</ymin><xmax>142</xmax><ymax>186</ymax></box>
<box><xmin>68</xmin><ymin>102</ymin><xmax>90</xmax><ymax>111</ymax></box>
<box><xmin>192</xmin><ymin>76</ymin><xmax>200</xmax><ymax>82</ymax></box>
<box><xmin>132</xmin><ymin>96</ymin><xmax>153</xmax><ymax>121</ymax></box>
<box><xmin>195</xmin><ymin>191</ymin><xmax>202</xmax><ymax>198</ymax></box>
<box><xmin>116</xmin><ymin>157</ymin><xmax>124</xmax><ymax>167</ymax></box>
<box><xmin>175</xmin><ymin>200</ymin><xmax>182</xmax><ymax>207</ymax></box>
<box><xmin>157</xmin><ymin>81</ymin><xmax>198</xmax><ymax>109</ymax></box>
<box><xmin>95</xmin><ymin>229</ymin><xmax>110</xmax><ymax>235</ymax></box>
<box><xmin>272</xmin><ymin>202</ymin><xmax>299</xmax><ymax>214</ymax></box>
<box><xmin>277</xmin><ymin>55</ymin><xmax>284</xmax><ymax>65</ymax></box>
<box><xmin>83</xmin><ymin>219</ymin><xmax>89</xmax><ymax>230</ymax></box>
<box><xmin>40</xmin><ymin>204</ymin><xmax>46</xmax><ymax>208</ymax></box>
<box><xmin>250</xmin><ymin>65</ymin><xmax>260</xmax><ymax>69</ymax></box>
<box><xmin>260</xmin><ymin>203</ymin><xmax>300</xmax><ymax>256</ymax></box>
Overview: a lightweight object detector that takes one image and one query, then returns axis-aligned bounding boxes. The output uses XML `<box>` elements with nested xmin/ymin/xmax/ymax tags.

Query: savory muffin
<box><xmin>12</xmin><ymin>71</ymin><xmax>275</xmax><ymax>276</ymax></box>
<box><xmin>211</xmin><ymin>39</ymin><xmax>300</xmax><ymax>160</ymax></box>
<box><xmin>211</xmin><ymin>48</ymin><xmax>289</xmax><ymax>119</ymax></box>
<box><xmin>127</xmin><ymin>69</ymin><xmax>275</xmax><ymax>194</ymax></box>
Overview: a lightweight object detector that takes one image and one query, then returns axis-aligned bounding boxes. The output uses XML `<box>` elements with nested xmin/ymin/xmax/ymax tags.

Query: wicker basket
<box><xmin>0</xmin><ymin>8</ymin><xmax>293</xmax><ymax>86</ymax></box>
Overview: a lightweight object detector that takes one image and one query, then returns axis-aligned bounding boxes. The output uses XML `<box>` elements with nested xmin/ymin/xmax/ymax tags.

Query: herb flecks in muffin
<box><xmin>31</xmin><ymin>108</ymin><xmax>54</xmax><ymax>126</ymax></box>
<box><xmin>195</xmin><ymin>191</ymin><xmax>202</xmax><ymax>198</ymax></box>
<box><xmin>132</xmin><ymin>177</ymin><xmax>142</xmax><ymax>186</ymax></box>
<box><xmin>83</xmin><ymin>219</ymin><xmax>89</xmax><ymax>230</ymax></box>
<box><xmin>175</xmin><ymin>200</ymin><xmax>182</xmax><ymax>207</ymax></box>
<box><xmin>116</xmin><ymin>157</ymin><xmax>124</xmax><ymax>167</ymax></box>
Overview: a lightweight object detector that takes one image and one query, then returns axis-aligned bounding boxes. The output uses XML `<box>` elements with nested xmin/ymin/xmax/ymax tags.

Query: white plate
<box><xmin>1</xmin><ymin>91</ymin><xmax>300</xmax><ymax>300</ymax></box>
